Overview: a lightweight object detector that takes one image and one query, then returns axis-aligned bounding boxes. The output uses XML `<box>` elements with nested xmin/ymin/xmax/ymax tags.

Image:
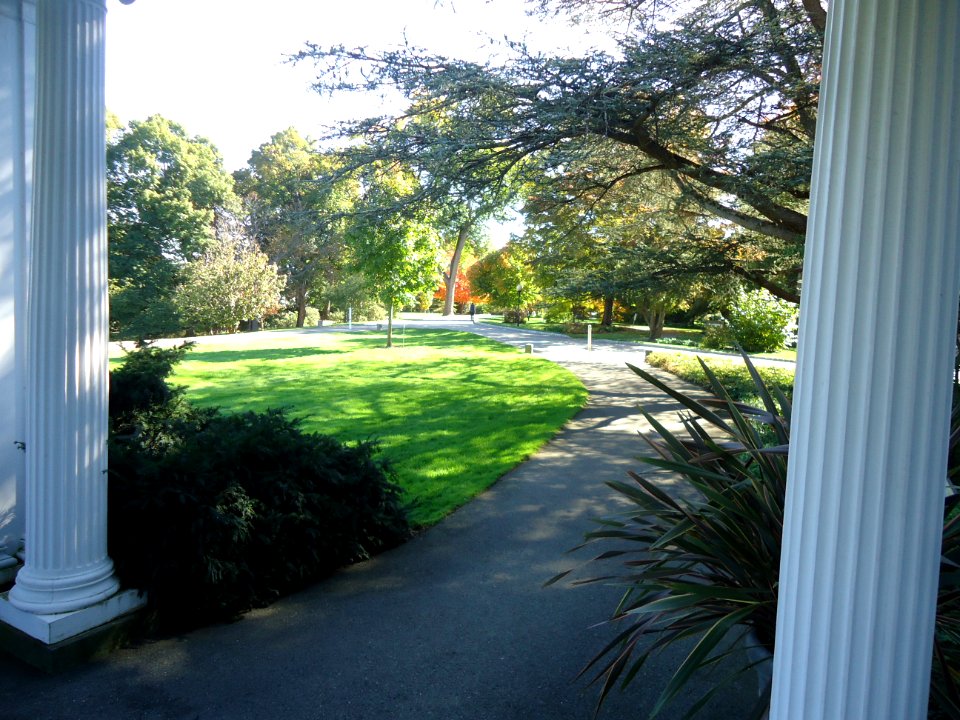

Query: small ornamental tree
<box><xmin>347</xmin><ymin>165</ymin><xmax>443</xmax><ymax>347</ymax></box>
<box><xmin>175</xmin><ymin>238</ymin><xmax>285</xmax><ymax>334</ymax></box>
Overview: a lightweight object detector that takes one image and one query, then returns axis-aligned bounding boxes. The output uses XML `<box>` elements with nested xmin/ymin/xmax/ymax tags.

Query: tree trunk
<box><xmin>644</xmin><ymin>308</ymin><xmax>666</xmax><ymax>340</ymax></box>
<box><xmin>443</xmin><ymin>222</ymin><xmax>471</xmax><ymax>316</ymax></box>
<box><xmin>601</xmin><ymin>294</ymin><xmax>615</xmax><ymax>328</ymax></box>
<box><xmin>295</xmin><ymin>284</ymin><xmax>308</xmax><ymax>327</ymax></box>
<box><xmin>386</xmin><ymin>301</ymin><xmax>394</xmax><ymax>348</ymax></box>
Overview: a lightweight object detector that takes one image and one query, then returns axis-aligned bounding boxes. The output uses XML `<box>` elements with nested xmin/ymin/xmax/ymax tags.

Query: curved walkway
<box><xmin>1</xmin><ymin>318</ymin><xmax>755</xmax><ymax>720</ymax></box>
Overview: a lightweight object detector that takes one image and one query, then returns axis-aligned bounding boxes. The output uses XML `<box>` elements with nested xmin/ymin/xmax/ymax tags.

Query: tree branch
<box><xmin>801</xmin><ymin>0</ymin><xmax>828</xmax><ymax>37</ymax></box>
<box><xmin>732</xmin><ymin>265</ymin><xmax>800</xmax><ymax>303</ymax></box>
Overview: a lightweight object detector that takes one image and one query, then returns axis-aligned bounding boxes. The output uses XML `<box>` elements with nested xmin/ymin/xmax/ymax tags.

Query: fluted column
<box><xmin>7</xmin><ymin>0</ymin><xmax>118</xmax><ymax>615</ymax></box>
<box><xmin>0</xmin><ymin>0</ymin><xmax>34</xmax><ymax>581</ymax></box>
<box><xmin>771</xmin><ymin>2</ymin><xmax>960</xmax><ymax>720</ymax></box>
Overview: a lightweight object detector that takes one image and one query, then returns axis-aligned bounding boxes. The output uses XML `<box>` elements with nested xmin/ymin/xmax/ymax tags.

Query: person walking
<box><xmin>469</xmin><ymin>302</ymin><xmax>476</xmax><ymax>323</ymax></box>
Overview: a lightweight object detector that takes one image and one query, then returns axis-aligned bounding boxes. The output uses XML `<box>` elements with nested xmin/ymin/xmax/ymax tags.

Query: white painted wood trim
<box><xmin>771</xmin><ymin>2</ymin><xmax>960</xmax><ymax>719</ymax></box>
<box><xmin>7</xmin><ymin>0</ymin><xmax>119</xmax><ymax>617</ymax></box>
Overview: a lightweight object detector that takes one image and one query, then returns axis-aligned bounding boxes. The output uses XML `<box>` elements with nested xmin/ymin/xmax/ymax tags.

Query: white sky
<box><xmin>105</xmin><ymin>0</ymin><xmax>610</xmax><ymax>173</ymax></box>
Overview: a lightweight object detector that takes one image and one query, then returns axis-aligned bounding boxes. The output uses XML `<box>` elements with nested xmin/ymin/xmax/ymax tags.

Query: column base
<box><xmin>7</xmin><ymin>559</ymin><xmax>120</xmax><ymax>614</ymax></box>
<box><xmin>0</xmin><ymin>587</ymin><xmax>145</xmax><ymax>644</ymax></box>
<box><xmin>0</xmin><ymin>589</ymin><xmax>146</xmax><ymax>673</ymax></box>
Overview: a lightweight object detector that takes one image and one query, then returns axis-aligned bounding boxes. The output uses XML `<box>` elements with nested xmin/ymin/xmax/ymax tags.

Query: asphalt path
<box><xmin>3</xmin><ymin>318</ymin><xmax>758</xmax><ymax>719</ymax></box>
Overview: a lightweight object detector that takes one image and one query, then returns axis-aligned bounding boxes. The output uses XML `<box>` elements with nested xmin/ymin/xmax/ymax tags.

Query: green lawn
<box><xmin>126</xmin><ymin>328</ymin><xmax>587</xmax><ymax>527</ymax></box>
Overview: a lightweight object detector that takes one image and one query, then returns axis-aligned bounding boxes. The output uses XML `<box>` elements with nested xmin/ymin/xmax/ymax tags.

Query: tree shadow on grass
<box><xmin>184</xmin><ymin>346</ymin><xmax>342</xmax><ymax>364</ymax></box>
<box><xmin>172</xmin><ymin>348</ymin><xmax>585</xmax><ymax>527</ymax></box>
<box><xmin>181</xmin><ymin>330</ymin><xmax>510</xmax><ymax>365</ymax></box>
<box><xmin>386</xmin><ymin>328</ymin><xmax>519</xmax><ymax>353</ymax></box>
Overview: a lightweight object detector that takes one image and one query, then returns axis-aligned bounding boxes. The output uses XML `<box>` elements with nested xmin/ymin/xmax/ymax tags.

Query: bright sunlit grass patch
<box><xmin>122</xmin><ymin>328</ymin><xmax>587</xmax><ymax>527</ymax></box>
<box><xmin>646</xmin><ymin>351</ymin><xmax>795</xmax><ymax>406</ymax></box>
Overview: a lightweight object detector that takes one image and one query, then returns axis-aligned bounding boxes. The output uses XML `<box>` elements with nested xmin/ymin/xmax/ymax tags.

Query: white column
<box><xmin>771</xmin><ymin>2</ymin><xmax>960</xmax><ymax>720</ymax></box>
<box><xmin>0</xmin><ymin>0</ymin><xmax>34</xmax><ymax>583</ymax></box>
<box><xmin>7</xmin><ymin>0</ymin><xmax>118</xmax><ymax>616</ymax></box>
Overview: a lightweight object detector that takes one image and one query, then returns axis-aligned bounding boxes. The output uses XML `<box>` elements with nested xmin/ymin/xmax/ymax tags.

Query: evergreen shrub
<box><xmin>108</xmin><ymin>344</ymin><xmax>410</xmax><ymax>631</ymax></box>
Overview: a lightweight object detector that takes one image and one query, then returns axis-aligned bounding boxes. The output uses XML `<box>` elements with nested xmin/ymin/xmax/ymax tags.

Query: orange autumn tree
<box><xmin>433</xmin><ymin>267</ymin><xmax>475</xmax><ymax>312</ymax></box>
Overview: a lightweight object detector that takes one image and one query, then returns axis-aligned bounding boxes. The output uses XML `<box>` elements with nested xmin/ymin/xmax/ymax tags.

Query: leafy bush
<box><xmin>502</xmin><ymin>309</ymin><xmax>528</xmax><ymax>324</ymax></box>
<box><xmin>543</xmin><ymin>299</ymin><xmax>574</xmax><ymax>323</ymax></box>
<box><xmin>726</xmin><ymin>290</ymin><xmax>796</xmax><ymax>353</ymax></box>
<box><xmin>173</xmin><ymin>238</ymin><xmax>285</xmax><ymax>335</ymax></box>
<box><xmin>698</xmin><ymin>316</ymin><xmax>734</xmax><ymax>351</ymax></box>
<box><xmin>264</xmin><ymin>306</ymin><xmax>322</xmax><ymax>329</ymax></box>
<box><xmin>559</xmin><ymin>357</ymin><xmax>959</xmax><ymax>719</ymax></box>
<box><xmin>411</xmin><ymin>289</ymin><xmax>433</xmax><ymax>313</ymax></box>
<box><xmin>108</xmin><ymin>344</ymin><xmax>410</xmax><ymax>631</ymax></box>
<box><xmin>332</xmin><ymin>300</ymin><xmax>387</xmax><ymax>323</ymax></box>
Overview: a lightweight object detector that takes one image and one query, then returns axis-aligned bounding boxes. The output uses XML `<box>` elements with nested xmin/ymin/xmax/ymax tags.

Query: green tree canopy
<box><xmin>235</xmin><ymin>129</ymin><xmax>359</xmax><ymax>326</ymax></box>
<box><xmin>108</xmin><ymin>114</ymin><xmax>238</xmax><ymax>338</ymax></box>
<box><xmin>518</xmin><ymin>148</ymin><xmax>737</xmax><ymax>334</ymax></box>
<box><xmin>468</xmin><ymin>242</ymin><xmax>541</xmax><ymax>314</ymax></box>
<box><xmin>298</xmin><ymin>0</ymin><xmax>822</xmax><ymax>302</ymax></box>
<box><xmin>315</xmin><ymin>102</ymin><xmax>516</xmax><ymax>316</ymax></box>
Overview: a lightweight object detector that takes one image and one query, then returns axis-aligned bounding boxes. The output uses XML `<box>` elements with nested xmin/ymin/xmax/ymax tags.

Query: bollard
<box><xmin>587</xmin><ymin>324</ymin><xmax>592</xmax><ymax>351</ymax></box>
<box><xmin>524</xmin><ymin>343</ymin><xmax>533</xmax><ymax>354</ymax></box>
<box><xmin>348</xmin><ymin>306</ymin><xmax>353</xmax><ymax>330</ymax></box>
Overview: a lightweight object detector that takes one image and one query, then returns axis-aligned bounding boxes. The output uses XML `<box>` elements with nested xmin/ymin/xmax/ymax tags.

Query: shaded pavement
<box><xmin>2</xmin><ymin>317</ymin><xmax>758</xmax><ymax>719</ymax></box>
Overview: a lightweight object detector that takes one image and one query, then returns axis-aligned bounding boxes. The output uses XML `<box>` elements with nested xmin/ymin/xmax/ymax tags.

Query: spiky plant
<box><xmin>556</xmin><ymin>356</ymin><xmax>958</xmax><ymax>719</ymax></box>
